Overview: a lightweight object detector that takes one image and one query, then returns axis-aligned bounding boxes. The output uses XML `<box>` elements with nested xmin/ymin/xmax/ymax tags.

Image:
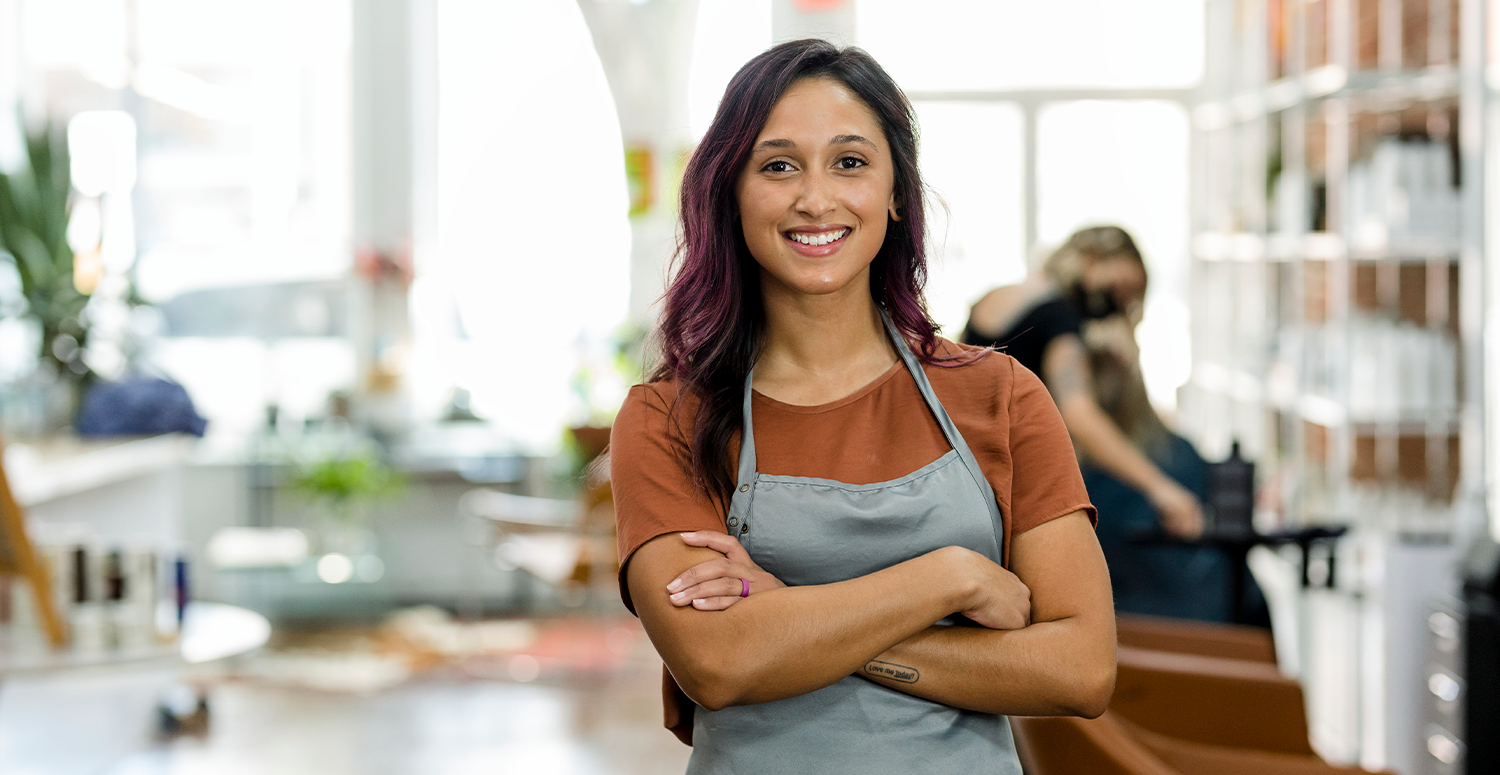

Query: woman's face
<box><xmin>1080</xmin><ymin>254</ymin><xmax>1148</xmax><ymax>315</ymax></box>
<box><xmin>735</xmin><ymin>77</ymin><xmax>899</xmax><ymax>301</ymax></box>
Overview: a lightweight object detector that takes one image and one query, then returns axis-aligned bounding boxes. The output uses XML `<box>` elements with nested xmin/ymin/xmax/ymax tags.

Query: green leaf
<box><xmin>9</xmin><ymin>226</ymin><xmax>56</xmax><ymax>294</ymax></box>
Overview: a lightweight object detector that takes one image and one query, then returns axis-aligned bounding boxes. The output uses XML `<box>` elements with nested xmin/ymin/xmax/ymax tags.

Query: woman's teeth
<box><xmin>787</xmin><ymin>229</ymin><xmax>848</xmax><ymax>246</ymax></box>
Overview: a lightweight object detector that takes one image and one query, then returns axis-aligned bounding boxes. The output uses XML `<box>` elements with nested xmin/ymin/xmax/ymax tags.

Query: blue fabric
<box><xmin>1085</xmin><ymin>434</ymin><xmax>1263</xmax><ymax>624</ymax></box>
<box><xmin>76</xmin><ymin>378</ymin><xmax>208</xmax><ymax>437</ymax></box>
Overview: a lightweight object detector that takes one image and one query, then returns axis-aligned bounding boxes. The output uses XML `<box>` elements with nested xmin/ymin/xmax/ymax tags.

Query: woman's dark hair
<box><xmin>650</xmin><ymin>38</ymin><xmax>945</xmax><ymax>509</ymax></box>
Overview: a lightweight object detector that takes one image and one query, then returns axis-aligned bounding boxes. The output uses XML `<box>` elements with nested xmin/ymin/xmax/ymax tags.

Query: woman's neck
<box><xmin>753</xmin><ymin>271</ymin><xmax>898</xmax><ymax>406</ymax></box>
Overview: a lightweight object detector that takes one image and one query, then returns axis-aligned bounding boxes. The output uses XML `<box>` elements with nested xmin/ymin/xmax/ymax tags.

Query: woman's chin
<box><xmin>766</xmin><ymin>273</ymin><xmax>867</xmax><ymax>300</ymax></box>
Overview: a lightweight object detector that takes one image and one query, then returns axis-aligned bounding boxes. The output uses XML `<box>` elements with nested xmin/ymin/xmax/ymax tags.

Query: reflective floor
<box><xmin>0</xmin><ymin>616</ymin><xmax>691</xmax><ymax>775</ymax></box>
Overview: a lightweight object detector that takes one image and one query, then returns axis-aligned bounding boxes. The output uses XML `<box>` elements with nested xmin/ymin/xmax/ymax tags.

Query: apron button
<box><xmin>738</xmin><ymin>484</ymin><xmax>749</xmax><ymax>493</ymax></box>
<box><xmin>728</xmin><ymin>517</ymin><xmax>739</xmax><ymax>528</ymax></box>
<box><xmin>740</xmin><ymin>523</ymin><xmax>749</xmax><ymax>535</ymax></box>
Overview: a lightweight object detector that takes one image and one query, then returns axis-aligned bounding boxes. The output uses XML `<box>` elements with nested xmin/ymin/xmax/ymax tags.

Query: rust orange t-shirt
<box><xmin>611</xmin><ymin>338</ymin><xmax>1097</xmax><ymax>609</ymax></box>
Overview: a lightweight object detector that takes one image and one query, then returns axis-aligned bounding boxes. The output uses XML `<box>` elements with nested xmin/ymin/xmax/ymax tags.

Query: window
<box><xmin>8</xmin><ymin>0</ymin><xmax>354</xmax><ymax>432</ymax></box>
<box><xmin>857</xmin><ymin>0</ymin><xmax>1204</xmax><ymax>92</ymax></box>
<box><xmin>914</xmin><ymin>102</ymin><xmax>1025</xmax><ymax>336</ymax></box>
<box><xmin>426</xmin><ymin>0</ymin><xmax>631</xmax><ymax>447</ymax></box>
<box><xmin>1037</xmin><ymin>100</ymin><xmax>1192</xmax><ymax>408</ymax></box>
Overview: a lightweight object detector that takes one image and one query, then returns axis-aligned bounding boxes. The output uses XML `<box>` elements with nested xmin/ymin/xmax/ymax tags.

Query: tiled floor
<box><xmin>0</xmin><ymin>616</ymin><xmax>691</xmax><ymax>775</ymax></box>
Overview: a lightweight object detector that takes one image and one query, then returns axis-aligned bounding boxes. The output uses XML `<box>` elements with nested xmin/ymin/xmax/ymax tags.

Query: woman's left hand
<box><xmin>666</xmin><ymin>531</ymin><xmax>786</xmax><ymax>610</ymax></box>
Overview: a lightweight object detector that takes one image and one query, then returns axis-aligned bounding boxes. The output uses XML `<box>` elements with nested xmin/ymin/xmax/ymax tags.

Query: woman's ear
<box><xmin>888</xmin><ymin>193</ymin><xmax>902</xmax><ymax>222</ymax></box>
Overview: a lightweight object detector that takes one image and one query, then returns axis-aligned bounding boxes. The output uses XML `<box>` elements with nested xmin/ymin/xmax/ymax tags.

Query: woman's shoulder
<box><xmin>623</xmin><ymin>379</ymin><xmax>684</xmax><ymax>411</ymax></box>
<box><xmin>926</xmin><ymin>337</ymin><xmax>1024</xmax><ymax>395</ymax></box>
<box><xmin>615</xmin><ymin>380</ymin><xmax>699</xmax><ymax>446</ymax></box>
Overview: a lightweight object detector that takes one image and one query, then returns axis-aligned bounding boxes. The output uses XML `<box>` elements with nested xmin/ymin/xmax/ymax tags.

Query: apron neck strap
<box><xmin>735</xmin><ymin>307</ymin><xmax>1003</xmax><ymax>546</ymax></box>
<box><xmin>736</xmin><ymin>368</ymin><xmax>758</xmax><ymax>490</ymax></box>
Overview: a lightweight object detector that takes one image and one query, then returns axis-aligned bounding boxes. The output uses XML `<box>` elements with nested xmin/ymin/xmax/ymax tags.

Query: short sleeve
<box><xmin>610</xmin><ymin>384</ymin><xmax>730</xmax><ymax>613</ymax></box>
<box><xmin>1007</xmin><ymin>358</ymin><xmax>1098</xmax><ymax>535</ymax></box>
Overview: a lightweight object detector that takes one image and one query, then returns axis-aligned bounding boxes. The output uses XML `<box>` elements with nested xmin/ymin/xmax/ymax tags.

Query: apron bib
<box><xmin>687</xmin><ymin>311</ymin><xmax>1022</xmax><ymax>775</ymax></box>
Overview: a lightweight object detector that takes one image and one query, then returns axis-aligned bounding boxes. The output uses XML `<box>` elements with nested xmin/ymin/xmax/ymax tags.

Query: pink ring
<box><xmin>740</xmin><ymin>578</ymin><xmax>750</xmax><ymax>598</ymax></box>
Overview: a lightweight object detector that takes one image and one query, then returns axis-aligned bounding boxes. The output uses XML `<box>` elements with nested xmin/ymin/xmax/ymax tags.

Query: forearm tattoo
<box><xmin>863</xmin><ymin>659</ymin><xmax>920</xmax><ymax>684</ymax></box>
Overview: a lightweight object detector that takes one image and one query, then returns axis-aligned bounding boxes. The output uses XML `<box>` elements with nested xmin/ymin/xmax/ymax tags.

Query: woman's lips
<box><xmin>783</xmin><ymin>228</ymin><xmax>849</xmax><ymax>257</ymax></box>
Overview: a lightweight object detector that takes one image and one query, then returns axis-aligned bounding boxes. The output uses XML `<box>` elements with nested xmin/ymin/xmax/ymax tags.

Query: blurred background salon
<box><xmin>0</xmin><ymin>1</ymin><xmax>1494</xmax><ymax>774</ymax></box>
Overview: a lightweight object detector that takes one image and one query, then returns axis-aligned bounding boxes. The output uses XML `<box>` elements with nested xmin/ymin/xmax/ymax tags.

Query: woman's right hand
<box><xmin>936</xmin><ymin>546</ymin><xmax>1032</xmax><ymax>631</ymax></box>
<box><xmin>1148</xmin><ymin>480</ymin><xmax>1205</xmax><ymax>540</ymax></box>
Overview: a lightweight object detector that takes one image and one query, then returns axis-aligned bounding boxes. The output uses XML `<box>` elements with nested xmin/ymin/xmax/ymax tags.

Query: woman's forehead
<box><xmin>754</xmin><ymin>77</ymin><xmax>886</xmax><ymax>151</ymax></box>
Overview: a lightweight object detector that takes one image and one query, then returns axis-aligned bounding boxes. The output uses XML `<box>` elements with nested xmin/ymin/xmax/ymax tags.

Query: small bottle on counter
<box><xmin>115</xmin><ymin>547</ymin><xmax>158</xmax><ymax>649</ymax></box>
<box><xmin>69</xmin><ymin>545</ymin><xmax>106</xmax><ymax>654</ymax></box>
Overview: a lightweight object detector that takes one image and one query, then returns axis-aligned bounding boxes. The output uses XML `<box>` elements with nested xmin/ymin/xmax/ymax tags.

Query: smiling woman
<box><xmin>610</xmin><ymin>40</ymin><xmax>1116</xmax><ymax>774</ymax></box>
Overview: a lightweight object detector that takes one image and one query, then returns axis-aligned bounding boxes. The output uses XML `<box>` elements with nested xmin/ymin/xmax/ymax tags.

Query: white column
<box><xmin>350</xmin><ymin>0</ymin><xmax>421</xmax><ymax>428</ymax></box>
<box><xmin>578</xmin><ymin>0</ymin><xmax>700</xmax><ymax>325</ymax></box>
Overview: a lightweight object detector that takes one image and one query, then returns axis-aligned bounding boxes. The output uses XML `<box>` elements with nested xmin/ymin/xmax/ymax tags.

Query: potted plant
<box><xmin>0</xmin><ymin>126</ymin><xmax>96</xmax><ymax>427</ymax></box>
<box><xmin>288</xmin><ymin>454</ymin><xmax>404</xmax><ymax>558</ymax></box>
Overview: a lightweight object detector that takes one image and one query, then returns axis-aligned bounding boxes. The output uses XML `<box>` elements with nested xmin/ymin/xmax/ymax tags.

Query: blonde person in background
<box><xmin>963</xmin><ymin>226</ymin><xmax>1204</xmax><ymax>539</ymax></box>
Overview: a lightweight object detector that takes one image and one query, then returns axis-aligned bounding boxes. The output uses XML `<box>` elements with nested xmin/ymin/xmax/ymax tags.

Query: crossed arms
<box><xmin>626</xmin><ymin>510</ymin><xmax>1115</xmax><ymax>716</ymax></box>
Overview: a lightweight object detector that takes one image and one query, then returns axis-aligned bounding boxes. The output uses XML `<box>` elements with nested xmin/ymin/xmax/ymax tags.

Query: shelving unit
<box><xmin>1186</xmin><ymin>0</ymin><xmax>1479</xmax><ymax>536</ymax></box>
<box><xmin>1183</xmin><ymin>1</ymin><xmax>1486</xmax><ymax>771</ymax></box>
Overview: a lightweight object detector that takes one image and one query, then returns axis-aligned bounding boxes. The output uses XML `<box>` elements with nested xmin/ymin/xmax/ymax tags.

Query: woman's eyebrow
<box><xmin>751</xmin><ymin>135</ymin><xmax>877</xmax><ymax>154</ymax></box>
<box><xmin>752</xmin><ymin>138</ymin><xmax>796</xmax><ymax>153</ymax></box>
<box><xmin>830</xmin><ymin>134</ymin><xmax>877</xmax><ymax>150</ymax></box>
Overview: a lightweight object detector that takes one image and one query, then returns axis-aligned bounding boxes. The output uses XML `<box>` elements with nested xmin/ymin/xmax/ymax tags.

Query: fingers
<box><xmin>666</xmin><ymin>557</ymin><xmax>734</xmax><ymax>594</ymax></box>
<box><xmin>689</xmin><ymin>596</ymin><xmax>744</xmax><ymax>611</ymax></box>
<box><xmin>669</xmin><ymin>576</ymin><xmax>747</xmax><ymax>607</ymax></box>
<box><xmin>680</xmin><ymin>530</ymin><xmax>747</xmax><ymax>559</ymax></box>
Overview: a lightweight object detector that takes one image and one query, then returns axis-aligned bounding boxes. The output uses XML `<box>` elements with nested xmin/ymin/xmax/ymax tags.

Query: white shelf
<box><xmin>1191</xmin><ymin>364</ymin><xmax>1460</xmax><ymax>432</ymax></box>
<box><xmin>1193</xmin><ymin>232</ymin><xmax>1462</xmax><ymax>263</ymax></box>
<box><xmin>0</xmin><ymin>602</ymin><xmax>269</xmax><ymax>678</ymax></box>
<box><xmin>3</xmin><ymin>435</ymin><xmax>196</xmax><ymax>507</ymax></box>
<box><xmin>1195</xmin><ymin>66</ymin><xmax>1461</xmax><ymax>129</ymax></box>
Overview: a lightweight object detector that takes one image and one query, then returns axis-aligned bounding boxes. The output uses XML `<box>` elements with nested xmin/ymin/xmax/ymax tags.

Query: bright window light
<box><xmin>915</xmin><ymin>102</ymin><xmax>1026</xmax><ymax>338</ymax></box>
<box><xmin>20</xmin><ymin>0</ymin><xmax>129</xmax><ymax>84</ymax></box>
<box><xmin>857</xmin><ymin>0</ymin><xmax>1204</xmax><ymax>92</ymax></box>
<box><xmin>1038</xmin><ymin>100</ymin><xmax>1192</xmax><ymax>410</ymax></box>
<box><xmin>67</xmin><ymin>111</ymin><xmax>137</xmax><ymax>196</ymax></box>
<box><xmin>688</xmin><ymin>0</ymin><xmax>772</xmax><ymax>140</ymax></box>
<box><xmin>433</xmin><ymin>0</ymin><xmax>631</xmax><ymax>448</ymax></box>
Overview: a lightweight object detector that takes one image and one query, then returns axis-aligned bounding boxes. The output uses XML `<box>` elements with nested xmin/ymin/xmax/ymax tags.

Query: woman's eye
<box><xmin>763</xmin><ymin>160</ymin><xmax>794</xmax><ymax>173</ymax></box>
<box><xmin>837</xmin><ymin>156</ymin><xmax>868</xmax><ymax>170</ymax></box>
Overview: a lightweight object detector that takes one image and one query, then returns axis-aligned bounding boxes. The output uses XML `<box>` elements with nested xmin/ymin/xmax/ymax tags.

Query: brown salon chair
<box><xmin>1114</xmin><ymin>715</ymin><xmax>1395</xmax><ymax>775</ymax></box>
<box><xmin>1117</xmin><ymin>613</ymin><xmax>1276</xmax><ymax>664</ymax></box>
<box><xmin>1012</xmin><ymin>712</ymin><xmax>1177</xmax><ymax>775</ymax></box>
<box><xmin>1110</xmin><ymin>645</ymin><xmax>1315</xmax><ymax>756</ymax></box>
<box><xmin>1011</xmin><ymin>713</ymin><xmax>1390</xmax><ymax>775</ymax></box>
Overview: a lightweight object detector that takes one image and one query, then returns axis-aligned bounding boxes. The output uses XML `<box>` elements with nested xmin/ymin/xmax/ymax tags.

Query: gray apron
<box><xmin>687</xmin><ymin>311</ymin><xmax>1022</xmax><ymax>774</ymax></box>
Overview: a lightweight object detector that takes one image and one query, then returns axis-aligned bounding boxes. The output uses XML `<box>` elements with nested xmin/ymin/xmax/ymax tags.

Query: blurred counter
<box><xmin>181</xmin><ymin>423</ymin><xmax>569</xmax><ymax>623</ymax></box>
<box><xmin>5</xmin><ymin>435</ymin><xmax>196</xmax><ymax>508</ymax></box>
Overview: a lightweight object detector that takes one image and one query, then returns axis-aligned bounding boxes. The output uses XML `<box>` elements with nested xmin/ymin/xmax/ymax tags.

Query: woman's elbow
<box><xmin>1063</xmin><ymin>656</ymin><xmax>1116</xmax><ymax>718</ymax></box>
<box><xmin>672</xmin><ymin>655</ymin><xmax>749</xmax><ymax>712</ymax></box>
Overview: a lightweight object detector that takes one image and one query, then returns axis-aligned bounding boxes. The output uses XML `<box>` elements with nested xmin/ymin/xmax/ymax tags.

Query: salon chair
<box><xmin>1116</xmin><ymin>613</ymin><xmax>1276</xmax><ymax>664</ymax></box>
<box><xmin>1109</xmin><ymin>645</ymin><xmax>1314</xmax><ymax>757</ymax></box>
<box><xmin>1011</xmin><ymin>712</ymin><xmax>1389</xmax><ymax>775</ymax></box>
<box><xmin>458</xmin><ymin>473</ymin><xmax>616</xmax><ymax>611</ymax></box>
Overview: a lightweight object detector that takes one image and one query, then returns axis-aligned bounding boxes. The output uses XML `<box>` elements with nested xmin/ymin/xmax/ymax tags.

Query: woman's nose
<box><xmin>794</xmin><ymin>170</ymin><xmax>836</xmax><ymax>217</ymax></box>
